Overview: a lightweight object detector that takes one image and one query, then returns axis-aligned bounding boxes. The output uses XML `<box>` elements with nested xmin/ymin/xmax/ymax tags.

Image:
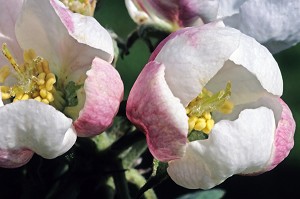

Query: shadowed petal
<box><xmin>0</xmin><ymin>0</ymin><xmax>24</xmax><ymax>66</ymax></box>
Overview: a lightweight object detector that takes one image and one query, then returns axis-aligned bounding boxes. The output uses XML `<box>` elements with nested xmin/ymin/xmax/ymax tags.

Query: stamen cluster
<box><xmin>0</xmin><ymin>44</ymin><xmax>56</xmax><ymax>104</ymax></box>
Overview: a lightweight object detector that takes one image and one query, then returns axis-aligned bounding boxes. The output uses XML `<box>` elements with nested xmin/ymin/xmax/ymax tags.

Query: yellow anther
<box><xmin>202</xmin><ymin>119</ymin><xmax>215</xmax><ymax>135</ymax></box>
<box><xmin>36</xmin><ymin>72</ymin><xmax>46</xmax><ymax>85</ymax></box>
<box><xmin>203</xmin><ymin>112</ymin><xmax>211</xmax><ymax>120</ymax></box>
<box><xmin>42</xmin><ymin>60</ymin><xmax>50</xmax><ymax>74</ymax></box>
<box><xmin>23</xmin><ymin>49</ymin><xmax>37</xmax><ymax>63</ymax></box>
<box><xmin>32</xmin><ymin>91</ymin><xmax>39</xmax><ymax>98</ymax></box>
<box><xmin>46</xmin><ymin>73</ymin><xmax>55</xmax><ymax>80</ymax></box>
<box><xmin>1</xmin><ymin>45</ymin><xmax>57</xmax><ymax>104</ymax></box>
<box><xmin>34</xmin><ymin>96</ymin><xmax>42</xmax><ymax>102</ymax></box>
<box><xmin>194</xmin><ymin>118</ymin><xmax>206</xmax><ymax>131</ymax></box>
<box><xmin>41</xmin><ymin>98</ymin><xmax>49</xmax><ymax>104</ymax></box>
<box><xmin>46</xmin><ymin>78</ymin><xmax>56</xmax><ymax>91</ymax></box>
<box><xmin>0</xmin><ymin>86</ymin><xmax>10</xmax><ymax>93</ymax></box>
<box><xmin>21</xmin><ymin>94</ymin><xmax>30</xmax><ymax>100</ymax></box>
<box><xmin>0</xmin><ymin>66</ymin><xmax>10</xmax><ymax>83</ymax></box>
<box><xmin>1</xmin><ymin>92</ymin><xmax>11</xmax><ymax>100</ymax></box>
<box><xmin>46</xmin><ymin>92</ymin><xmax>54</xmax><ymax>102</ymax></box>
<box><xmin>15</xmin><ymin>92</ymin><xmax>24</xmax><ymax>100</ymax></box>
<box><xmin>186</xmin><ymin>83</ymin><xmax>234</xmax><ymax>138</ymax></box>
<box><xmin>186</xmin><ymin>108</ymin><xmax>191</xmax><ymax>114</ymax></box>
<box><xmin>40</xmin><ymin>88</ymin><xmax>47</xmax><ymax>99</ymax></box>
<box><xmin>188</xmin><ymin>116</ymin><xmax>198</xmax><ymax>132</ymax></box>
<box><xmin>219</xmin><ymin>100</ymin><xmax>234</xmax><ymax>114</ymax></box>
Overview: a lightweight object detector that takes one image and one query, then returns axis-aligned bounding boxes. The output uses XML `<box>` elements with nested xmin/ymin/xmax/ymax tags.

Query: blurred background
<box><xmin>96</xmin><ymin>0</ymin><xmax>300</xmax><ymax>198</ymax></box>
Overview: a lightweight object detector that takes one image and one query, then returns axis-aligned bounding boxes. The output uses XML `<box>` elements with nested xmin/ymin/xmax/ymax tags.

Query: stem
<box><xmin>112</xmin><ymin>158</ymin><xmax>131</xmax><ymax>199</ymax></box>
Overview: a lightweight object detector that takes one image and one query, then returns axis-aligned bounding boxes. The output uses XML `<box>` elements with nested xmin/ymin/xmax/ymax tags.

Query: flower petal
<box><xmin>221</xmin><ymin>0</ymin><xmax>300</xmax><ymax>53</ymax></box>
<box><xmin>154</xmin><ymin>23</ymin><xmax>240</xmax><ymax>106</ymax></box>
<box><xmin>178</xmin><ymin>0</ymin><xmax>219</xmax><ymax>26</ymax></box>
<box><xmin>126</xmin><ymin>61</ymin><xmax>188</xmax><ymax>161</ymax></box>
<box><xmin>74</xmin><ymin>57</ymin><xmax>124</xmax><ymax>137</ymax></box>
<box><xmin>0</xmin><ymin>0</ymin><xmax>24</xmax><ymax>66</ymax></box>
<box><xmin>0</xmin><ymin>100</ymin><xmax>77</xmax><ymax>168</ymax></box>
<box><xmin>265</xmin><ymin>98</ymin><xmax>295</xmax><ymax>171</ymax></box>
<box><xmin>15</xmin><ymin>0</ymin><xmax>114</xmax><ymax>76</ymax></box>
<box><xmin>167</xmin><ymin>107</ymin><xmax>276</xmax><ymax>189</ymax></box>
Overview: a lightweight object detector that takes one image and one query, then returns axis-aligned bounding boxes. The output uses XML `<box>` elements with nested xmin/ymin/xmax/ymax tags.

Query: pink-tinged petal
<box><xmin>15</xmin><ymin>0</ymin><xmax>113</xmax><ymax>76</ymax></box>
<box><xmin>221</xmin><ymin>0</ymin><xmax>300</xmax><ymax>53</ymax></box>
<box><xmin>0</xmin><ymin>100</ymin><xmax>77</xmax><ymax>168</ymax></box>
<box><xmin>265</xmin><ymin>98</ymin><xmax>295</xmax><ymax>171</ymax></box>
<box><xmin>126</xmin><ymin>61</ymin><xmax>188</xmax><ymax>162</ymax></box>
<box><xmin>178</xmin><ymin>0</ymin><xmax>219</xmax><ymax>26</ymax></box>
<box><xmin>74</xmin><ymin>57</ymin><xmax>124</xmax><ymax>137</ymax></box>
<box><xmin>168</xmin><ymin>107</ymin><xmax>276</xmax><ymax>189</ymax></box>
<box><xmin>0</xmin><ymin>149</ymin><xmax>33</xmax><ymax>168</ymax></box>
<box><xmin>0</xmin><ymin>0</ymin><xmax>24</xmax><ymax>66</ymax></box>
<box><xmin>154</xmin><ymin>23</ymin><xmax>240</xmax><ymax>106</ymax></box>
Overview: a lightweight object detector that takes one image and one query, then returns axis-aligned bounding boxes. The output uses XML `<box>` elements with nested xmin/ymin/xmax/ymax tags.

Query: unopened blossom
<box><xmin>126</xmin><ymin>22</ymin><xmax>295</xmax><ymax>189</ymax></box>
<box><xmin>126</xmin><ymin>0</ymin><xmax>300</xmax><ymax>53</ymax></box>
<box><xmin>61</xmin><ymin>0</ymin><xmax>97</xmax><ymax>16</ymax></box>
<box><xmin>125</xmin><ymin>0</ymin><xmax>219</xmax><ymax>31</ymax></box>
<box><xmin>0</xmin><ymin>0</ymin><xmax>123</xmax><ymax>168</ymax></box>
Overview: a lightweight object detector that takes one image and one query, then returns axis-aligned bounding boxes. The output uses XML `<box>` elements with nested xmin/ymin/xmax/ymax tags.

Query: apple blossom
<box><xmin>126</xmin><ymin>0</ymin><xmax>300</xmax><ymax>53</ymax></box>
<box><xmin>0</xmin><ymin>0</ymin><xmax>123</xmax><ymax>168</ymax></box>
<box><xmin>125</xmin><ymin>0</ymin><xmax>219</xmax><ymax>31</ymax></box>
<box><xmin>126</xmin><ymin>22</ymin><xmax>295</xmax><ymax>189</ymax></box>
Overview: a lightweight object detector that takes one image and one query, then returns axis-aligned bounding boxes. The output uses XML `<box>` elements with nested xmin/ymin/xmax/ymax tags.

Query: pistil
<box><xmin>186</xmin><ymin>82</ymin><xmax>234</xmax><ymax>135</ymax></box>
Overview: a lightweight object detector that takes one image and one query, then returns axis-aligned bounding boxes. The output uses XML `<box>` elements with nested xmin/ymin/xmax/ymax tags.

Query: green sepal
<box><xmin>188</xmin><ymin>130</ymin><xmax>208</xmax><ymax>142</ymax></box>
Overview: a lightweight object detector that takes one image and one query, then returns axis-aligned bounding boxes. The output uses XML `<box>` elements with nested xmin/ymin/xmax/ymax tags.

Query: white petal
<box><xmin>229</xmin><ymin>33</ymin><xmax>283</xmax><ymax>95</ymax></box>
<box><xmin>168</xmin><ymin>107</ymin><xmax>275</xmax><ymax>189</ymax></box>
<box><xmin>217</xmin><ymin>0</ymin><xmax>247</xmax><ymax>17</ymax></box>
<box><xmin>155</xmin><ymin>23</ymin><xmax>240</xmax><ymax>106</ymax></box>
<box><xmin>15</xmin><ymin>0</ymin><xmax>113</xmax><ymax>76</ymax></box>
<box><xmin>221</xmin><ymin>0</ymin><xmax>300</xmax><ymax>53</ymax></box>
<box><xmin>0</xmin><ymin>100</ymin><xmax>77</xmax><ymax>159</ymax></box>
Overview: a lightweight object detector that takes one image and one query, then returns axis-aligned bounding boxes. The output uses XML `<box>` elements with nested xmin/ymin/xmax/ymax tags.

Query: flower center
<box><xmin>0</xmin><ymin>43</ymin><xmax>56</xmax><ymax>104</ymax></box>
<box><xmin>61</xmin><ymin>0</ymin><xmax>96</xmax><ymax>16</ymax></box>
<box><xmin>186</xmin><ymin>82</ymin><xmax>234</xmax><ymax>137</ymax></box>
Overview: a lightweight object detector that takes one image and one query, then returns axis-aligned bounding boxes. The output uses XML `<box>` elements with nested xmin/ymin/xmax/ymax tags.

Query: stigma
<box><xmin>186</xmin><ymin>82</ymin><xmax>234</xmax><ymax>135</ymax></box>
<box><xmin>0</xmin><ymin>43</ymin><xmax>56</xmax><ymax>104</ymax></box>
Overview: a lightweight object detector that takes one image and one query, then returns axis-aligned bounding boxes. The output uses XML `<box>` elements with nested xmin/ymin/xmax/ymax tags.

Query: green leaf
<box><xmin>176</xmin><ymin>189</ymin><xmax>225</xmax><ymax>199</ymax></box>
<box><xmin>135</xmin><ymin>159</ymin><xmax>169</xmax><ymax>199</ymax></box>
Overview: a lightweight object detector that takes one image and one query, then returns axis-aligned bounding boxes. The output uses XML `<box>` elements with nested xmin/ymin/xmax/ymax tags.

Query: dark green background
<box><xmin>96</xmin><ymin>0</ymin><xmax>300</xmax><ymax>198</ymax></box>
